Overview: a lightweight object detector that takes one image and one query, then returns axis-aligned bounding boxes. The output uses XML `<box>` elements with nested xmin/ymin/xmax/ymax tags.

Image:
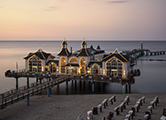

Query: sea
<box><xmin>0</xmin><ymin>41</ymin><xmax>166</xmax><ymax>94</ymax></box>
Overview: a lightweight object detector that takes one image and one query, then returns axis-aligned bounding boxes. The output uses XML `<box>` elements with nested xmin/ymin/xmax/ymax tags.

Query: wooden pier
<box><xmin>0</xmin><ymin>75</ymin><xmax>70</xmax><ymax>109</ymax></box>
<box><xmin>0</xmin><ymin>70</ymin><xmax>136</xmax><ymax>110</ymax></box>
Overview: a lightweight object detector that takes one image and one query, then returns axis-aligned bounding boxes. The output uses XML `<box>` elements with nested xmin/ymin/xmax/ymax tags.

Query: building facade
<box><xmin>24</xmin><ymin>40</ymin><xmax>130</xmax><ymax>78</ymax></box>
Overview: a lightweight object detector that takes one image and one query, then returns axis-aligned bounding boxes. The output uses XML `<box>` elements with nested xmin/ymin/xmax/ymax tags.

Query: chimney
<box><xmin>70</xmin><ymin>47</ymin><xmax>72</xmax><ymax>54</ymax></box>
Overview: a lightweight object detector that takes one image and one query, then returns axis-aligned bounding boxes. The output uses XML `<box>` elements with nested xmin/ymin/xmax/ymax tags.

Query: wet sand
<box><xmin>0</xmin><ymin>94</ymin><xmax>166</xmax><ymax>120</ymax></box>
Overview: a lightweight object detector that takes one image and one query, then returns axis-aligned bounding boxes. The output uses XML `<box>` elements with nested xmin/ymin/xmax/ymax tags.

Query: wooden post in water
<box><xmin>129</xmin><ymin>84</ymin><xmax>131</xmax><ymax>93</ymax></box>
<box><xmin>75</xmin><ymin>80</ymin><xmax>77</xmax><ymax>91</ymax></box>
<box><xmin>27</xmin><ymin>95</ymin><xmax>30</xmax><ymax>106</ymax></box>
<box><xmin>66</xmin><ymin>80</ymin><xmax>68</xmax><ymax>90</ymax></box>
<box><xmin>125</xmin><ymin>84</ymin><xmax>128</xmax><ymax>94</ymax></box>
<box><xmin>36</xmin><ymin>77</ymin><xmax>38</xmax><ymax>85</ymax></box>
<box><xmin>92</xmin><ymin>83</ymin><xmax>95</xmax><ymax>92</ymax></box>
<box><xmin>47</xmin><ymin>88</ymin><xmax>51</xmax><ymax>97</ymax></box>
<box><xmin>39</xmin><ymin>78</ymin><xmax>42</xmax><ymax>84</ymax></box>
<box><xmin>16</xmin><ymin>77</ymin><xmax>18</xmax><ymax>91</ymax></box>
<box><xmin>27</xmin><ymin>77</ymin><xmax>29</xmax><ymax>89</ymax></box>
<box><xmin>122</xmin><ymin>85</ymin><xmax>125</xmax><ymax>94</ymax></box>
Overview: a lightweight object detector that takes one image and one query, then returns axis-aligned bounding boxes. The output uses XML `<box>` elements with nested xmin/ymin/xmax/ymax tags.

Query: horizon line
<box><xmin>0</xmin><ymin>39</ymin><xmax>166</xmax><ymax>42</ymax></box>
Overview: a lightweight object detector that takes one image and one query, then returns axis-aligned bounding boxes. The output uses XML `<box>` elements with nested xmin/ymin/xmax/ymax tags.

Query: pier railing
<box><xmin>5</xmin><ymin>70</ymin><xmax>59</xmax><ymax>78</ymax></box>
<box><xmin>0</xmin><ymin>75</ymin><xmax>70</xmax><ymax>109</ymax></box>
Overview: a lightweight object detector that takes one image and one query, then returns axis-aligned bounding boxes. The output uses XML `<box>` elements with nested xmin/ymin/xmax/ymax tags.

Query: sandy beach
<box><xmin>0</xmin><ymin>94</ymin><xmax>166</xmax><ymax>120</ymax></box>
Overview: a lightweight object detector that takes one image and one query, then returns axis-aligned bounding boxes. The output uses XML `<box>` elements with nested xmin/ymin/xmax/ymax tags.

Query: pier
<box><xmin>0</xmin><ymin>69</ymin><xmax>137</xmax><ymax>110</ymax></box>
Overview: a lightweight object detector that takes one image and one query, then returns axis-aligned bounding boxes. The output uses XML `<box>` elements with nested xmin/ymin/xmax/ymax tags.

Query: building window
<box><xmin>80</xmin><ymin>57</ymin><xmax>86</xmax><ymax>74</ymax></box>
<box><xmin>29</xmin><ymin>56</ymin><xmax>41</xmax><ymax>72</ymax></box>
<box><xmin>69</xmin><ymin>57</ymin><xmax>78</xmax><ymax>63</ymax></box>
<box><xmin>60</xmin><ymin>57</ymin><xmax>66</xmax><ymax>73</ymax></box>
<box><xmin>106</xmin><ymin>58</ymin><xmax>122</xmax><ymax>77</ymax></box>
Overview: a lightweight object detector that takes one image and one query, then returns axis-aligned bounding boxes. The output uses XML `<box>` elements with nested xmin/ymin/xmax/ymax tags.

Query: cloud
<box><xmin>107</xmin><ymin>0</ymin><xmax>128</xmax><ymax>4</ymax></box>
<box><xmin>43</xmin><ymin>6</ymin><xmax>57</xmax><ymax>11</ymax></box>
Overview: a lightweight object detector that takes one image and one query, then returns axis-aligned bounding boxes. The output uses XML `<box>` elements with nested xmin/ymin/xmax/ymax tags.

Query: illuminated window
<box><xmin>29</xmin><ymin>56</ymin><xmax>41</xmax><ymax>72</ymax></box>
<box><xmin>106</xmin><ymin>58</ymin><xmax>122</xmax><ymax>77</ymax></box>
<box><xmin>69</xmin><ymin>57</ymin><xmax>78</xmax><ymax>63</ymax></box>
<box><xmin>80</xmin><ymin>58</ymin><xmax>86</xmax><ymax>74</ymax></box>
<box><xmin>60</xmin><ymin>57</ymin><xmax>66</xmax><ymax>73</ymax></box>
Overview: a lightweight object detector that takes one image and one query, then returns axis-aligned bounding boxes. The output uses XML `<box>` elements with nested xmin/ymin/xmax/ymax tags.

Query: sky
<box><xmin>0</xmin><ymin>0</ymin><xmax>166</xmax><ymax>41</ymax></box>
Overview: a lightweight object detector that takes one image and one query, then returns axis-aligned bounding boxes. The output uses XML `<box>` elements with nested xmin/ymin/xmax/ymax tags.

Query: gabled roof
<box><xmin>101</xmin><ymin>49</ymin><xmax>129</xmax><ymax>62</ymax></box>
<box><xmin>46</xmin><ymin>60</ymin><xmax>59</xmax><ymax>65</ymax></box>
<box><xmin>24</xmin><ymin>48</ymin><xmax>55</xmax><ymax>60</ymax></box>
<box><xmin>76</xmin><ymin>48</ymin><xmax>90</xmax><ymax>57</ymax></box>
<box><xmin>57</xmin><ymin>48</ymin><xmax>70</xmax><ymax>56</ymax></box>
<box><xmin>97</xmin><ymin>45</ymin><xmax>100</xmax><ymax>50</ymax></box>
<box><xmin>62</xmin><ymin>40</ymin><xmax>67</xmax><ymax>45</ymax></box>
<box><xmin>81</xmin><ymin>40</ymin><xmax>87</xmax><ymax>46</ymax></box>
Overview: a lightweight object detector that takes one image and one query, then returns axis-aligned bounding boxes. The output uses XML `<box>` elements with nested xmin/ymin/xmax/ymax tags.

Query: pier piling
<box><xmin>16</xmin><ymin>77</ymin><xmax>18</xmax><ymax>91</ymax></box>
<box><xmin>66</xmin><ymin>80</ymin><xmax>68</xmax><ymax>90</ymax></box>
<box><xmin>47</xmin><ymin>88</ymin><xmax>51</xmax><ymax>97</ymax></box>
<box><xmin>125</xmin><ymin>84</ymin><xmax>128</xmax><ymax>94</ymax></box>
<box><xmin>129</xmin><ymin>84</ymin><xmax>131</xmax><ymax>93</ymax></box>
<box><xmin>39</xmin><ymin>78</ymin><xmax>42</xmax><ymax>84</ymax></box>
<box><xmin>122</xmin><ymin>85</ymin><xmax>125</xmax><ymax>94</ymax></box>
<box><xmin>36</xmin><ymin>77</ymin><xmax>38</xmax><ymax>85</ymax></box>
<box><xmin>92</xmin><ymin>83</ymin><xmax>95</xmax><ymax>92</ymax></box>
<box><xmin>27</xmin><ymin>77</ymin><xmax>29</xmax><ymax>89</ymax></box>
<box><xmin>27</xmin><ymin>95</ymin><xmax>30</xmax><ymax>106</ymax></box>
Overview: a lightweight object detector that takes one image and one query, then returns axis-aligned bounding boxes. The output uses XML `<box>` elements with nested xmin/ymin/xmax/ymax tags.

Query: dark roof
<box><xmin>94</xmin><ymin>50</ymin><xmax>105</xmax><ymax>55</ymax></box>
<box><xmin>81</xmin><ymin>40</ymin><xmax>87</xmax><ymax>46</ymax></box>
<box><xmin>88</xmin><ymin>61</ymin><xmax>102</xmax><ymax>67</ymax></box>
<box><xmin>57</xmin><ymin>48</ymin><xmax>70</xmax><ymax>56</ymax></box>
<box><xmin>102</xmin><ymin>49</ymin><xmax>129</xmax><ymax>62</ymax></box>
<box><xmin>46</xmin><ymin>60</ymin><xmax>59</xmax><ymax>65</ymax></box>
<box><xmin>62</xmin><ymin>40</ymin><xmax>67</xmax><ymax>45</ymax></box>
<box><xmin>90</xmin><ymin>45</ymin><xmax>94</xmax><ymax>49</ymax></box>
<box><xmin>97</xmin><ymin>45</ymin><xmax>100</xmax><ymax>50</ymax></box>
<box><xmin>65</xmin><ymin>63</ymin><xmax>79</xmax><ymax>67</ymax></box>
<box><xmin>76</xmin><ymin>48</ymin><xmax>90</xmax><ymax>57</ymax></box>
<box><xmin>24</xmin><ymin>48</ymin><xmax>55</xmax><ymax>60</ymax></box>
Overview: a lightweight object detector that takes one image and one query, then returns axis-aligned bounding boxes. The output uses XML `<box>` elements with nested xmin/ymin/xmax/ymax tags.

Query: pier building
<box><xmin>24</xmin><ymin>40</ymin><xmax>130</xmax><ymax>79</ymax></box>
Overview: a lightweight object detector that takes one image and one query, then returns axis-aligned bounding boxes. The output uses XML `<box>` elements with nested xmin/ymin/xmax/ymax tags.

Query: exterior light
<box><xmin>123</xmin><ymin>70</ymin><xmax>125</xmax><ymax>76</ymax></box>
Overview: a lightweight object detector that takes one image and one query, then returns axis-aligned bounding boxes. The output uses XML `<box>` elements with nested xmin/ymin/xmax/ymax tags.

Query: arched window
<box><xmin>29</xmin><ymin>56</ymin><xmax>41</xmax><ymax>72</ymax></box>
<box><xmin>80</xmin><ymin>57</ymin><xmax>86</xmax><ymax>74</ymax></box>
<box><xmin>69</xmin><ymin>57</ymin><xmax>78</xmax><ymax>63</ymax></box>
<box><xmin>60</xmin><ymin>57</ymin><xmax>66</xmax><ymax>73</ymax></box>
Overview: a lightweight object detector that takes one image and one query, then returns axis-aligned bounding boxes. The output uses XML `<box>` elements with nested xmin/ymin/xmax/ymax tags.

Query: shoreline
<box><xmin>0</xmin><ymin>94</ymin><xmax>166</xmax><ymax>120</ymax></box>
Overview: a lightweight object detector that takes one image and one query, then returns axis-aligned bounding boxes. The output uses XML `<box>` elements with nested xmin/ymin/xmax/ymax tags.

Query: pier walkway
<box><xmin>0</xmin><ymin>75</ymin><xmax>70</xmax><ymax>109</ymax></box>
<box><xmin>1</xmin><ymin>69</ymin><xmax>136</xmax><ymax>110</ymax></box>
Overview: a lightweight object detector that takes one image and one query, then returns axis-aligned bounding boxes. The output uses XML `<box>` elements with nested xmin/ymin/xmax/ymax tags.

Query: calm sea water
<box><xmin>0</xmin><ymin>41</ymin><xmax>166</xmax><ymax>94</ymax></box>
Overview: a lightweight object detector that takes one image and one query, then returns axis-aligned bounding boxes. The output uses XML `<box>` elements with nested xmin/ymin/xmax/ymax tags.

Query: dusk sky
<box><xmin>0</xmin><ymin>0</ymin><xmax>166</xmax><ymax>41</ymax></box>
